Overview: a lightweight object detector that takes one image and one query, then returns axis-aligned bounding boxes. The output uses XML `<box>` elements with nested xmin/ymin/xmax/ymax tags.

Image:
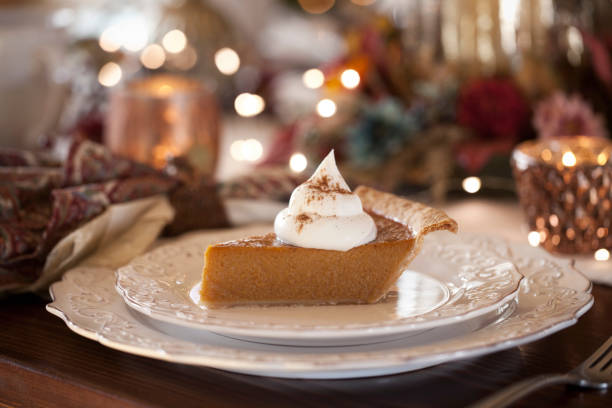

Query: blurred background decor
<box><xmin>512</xmin><ymin>136</ymin><xmax>611</xmax><ymax>254</ymax></box>
<box><xmin>105</xmin><ymin>74</ymin><xmax>220</xmax><ymax>174</ymax></box>
<box><xmin>1</xmin><ymin>0</ymin><xmax>611</xmax><ymax>264</ymax></box>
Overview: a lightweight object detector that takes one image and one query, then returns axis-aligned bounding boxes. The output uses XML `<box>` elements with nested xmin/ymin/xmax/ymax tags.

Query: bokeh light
<box><xmin>98</xmin><ymin>62</ymin><xmax>122</xmax><ymax>87</ymax></box>
<box><xmin>230</xmin><ymin>139</ymin><xmax>263</xmax><ymax>162</ymax></box>
<box><xmin>340</xmin><ymin>69</ymin><xmax>360</xmax><ymax>89</ymax></box>
<box><xmin>527</xmin><ymin>231</ymin><xmax>541</xmax><ymax>247</ymax></box>
<box><xmin>540</xmin><ymin>148</ymin><xmax>552</xmax><ymax>161</ymax></box>
<box><xmin>214</xmin><ymin>47</ymin><xmax>240</xmax><ymax>75</ymax></box>
<box><xmin>562</xmin><ymin>151</ymin><xmax>576</xmax><ymax>167</ymax></box>
<box><xmin>99</xmin><ymin>26</ymin><xmax>122</xmax><ymax>52</ymax></box>
<box><xmin>597</xmin><ymin>152</ymin><xmax>608</xmax><ymax>166</ymax></box>
<box><xmin>230</xmin><ymin>140</ymin><xmax>245</xmax><ymax>161</ymax></box>
<box><xmin>241</xmin><ymin>139</ymin><xmax>263</xmax><ymax>161</ymax></box>
<box><xmin>595</xmin><ymin>248</ymin><xmax>610</xmax><ymax>261</ymax></box>
<box><xmin>162</xmin><ymin>29</ymin><xmax>187</xmax><ymax>54</ymax></box>
<box><xmin>122</xmin><ymin>20</ymin><xmax>148</xmax><ymax>52</ymax></box>
<box><xmin>316</xmin><ymin>98</ymin><xmax>336</xmax><ymax>118</ymax></box>
<box><xmin>302</xmin><ymin>68</ymin><xmax>325</xmax><ymax>89</ymax></box>
<box><xmin>289</xmin><ymin>153</ymin><xmax>308</xmax><ymax>173</ymax></box>
<box><xmin>462</xmin><ymin>176</ymin><xmax>481</xmax><ymax>194</ymax></box>
<box><xmin>234</xmin><ymin>93</ymin><xmax>265</xmax><ymax>117</ymax></box>
<box><xmin>140</xmin><ymin>44</ymin><xmax>166</xmax><ymax>69</ymax></box>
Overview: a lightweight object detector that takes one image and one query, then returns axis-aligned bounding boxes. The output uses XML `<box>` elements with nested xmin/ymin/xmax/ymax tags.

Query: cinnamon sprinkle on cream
<box><xmin>295</xmin><ymin>213</ymin><xmax>313</xmax><ymax>233</ymax></box>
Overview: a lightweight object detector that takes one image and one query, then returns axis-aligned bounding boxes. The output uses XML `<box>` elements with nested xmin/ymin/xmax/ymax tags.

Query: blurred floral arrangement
<box><xmin>261</xmin><ymin>18</ymin><xmax>529</xmax><ymax>201</ymax></box>
<box><xmin>20</xmin><ymin>0</ymin><xmax>612</xmax><ymax>204</ymax></box>
<box><xmin>259</xmin><ymin>8</ymin><xmax>612</xmax><ymax>202</ymax></box>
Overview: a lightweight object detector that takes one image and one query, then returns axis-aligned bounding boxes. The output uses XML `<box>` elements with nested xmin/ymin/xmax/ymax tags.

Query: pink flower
<box><xmin>533</xmin><ymin>92</ymin><xmax>608</xmax><ymax>139</ymax></box>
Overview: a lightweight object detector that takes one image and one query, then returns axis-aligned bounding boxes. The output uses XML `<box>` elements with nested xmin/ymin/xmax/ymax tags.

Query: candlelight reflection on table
<box><xmin>104</xmin><ymin>74</ymin><xmax>219</xmax><ymax>175</ymax></box>
<box><xmin>512</xmin><ymin>136</ymin><xmax>612</xmax><ymax>255</ymax></box>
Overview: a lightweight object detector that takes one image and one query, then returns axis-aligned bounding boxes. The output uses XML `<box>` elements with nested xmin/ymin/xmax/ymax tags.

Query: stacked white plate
<box><xmin>47</xmin><ymin>227</ymin><xmax>593</xmax><ymax>379</ymax></box>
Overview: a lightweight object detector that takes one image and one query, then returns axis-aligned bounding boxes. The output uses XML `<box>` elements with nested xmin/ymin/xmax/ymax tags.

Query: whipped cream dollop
<box><xmin>274</xmin><ymin>150</ymin><xmax>377</xmax><ymax>251</ymax></box>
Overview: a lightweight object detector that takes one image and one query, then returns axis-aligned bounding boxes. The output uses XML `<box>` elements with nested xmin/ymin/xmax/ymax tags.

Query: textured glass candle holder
<box><xmin>511</xmin><ymin>136</ymin><xmax>612</xmax><ymax>254</ymax></box>
<box><xmin>104</xmin><ymin>75</ymin><xmax>220</xmax><ymax>175</ymax></box>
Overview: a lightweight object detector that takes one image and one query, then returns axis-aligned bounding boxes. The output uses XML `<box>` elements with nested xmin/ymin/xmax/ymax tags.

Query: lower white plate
<box><xmin>115</xmin><ymin>229</ymin><xmax>523</xmax><ymax>346</ymax></box>
<box><xmin>47</xmin><ymin>235</ymin><xmax>593</xmax><ymax>379</ymax></box>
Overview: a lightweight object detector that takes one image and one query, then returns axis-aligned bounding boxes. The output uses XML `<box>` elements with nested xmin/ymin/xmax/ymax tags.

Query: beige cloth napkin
<box><xmin>26</xmin><ymin>195</ymin><xmax>175</xmax><ymax>293</ymax></box>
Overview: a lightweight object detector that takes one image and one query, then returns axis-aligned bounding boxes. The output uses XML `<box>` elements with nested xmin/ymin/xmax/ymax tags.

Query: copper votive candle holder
<box><xmin>511</xmin><ymin>136</ymin><xmax>612</xmax><ymax>254</ymax></box>
<box><xmin>104</xmin><ymin>74</ymin><xmax>220</xmax><ymax>175</ymax></box>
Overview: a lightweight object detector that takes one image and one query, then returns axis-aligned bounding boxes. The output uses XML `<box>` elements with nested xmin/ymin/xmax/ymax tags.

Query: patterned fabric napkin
<box><xmin>0</xmin><ymin>140</ymin><xmax>178</xmax><ymax>293</ymax></box>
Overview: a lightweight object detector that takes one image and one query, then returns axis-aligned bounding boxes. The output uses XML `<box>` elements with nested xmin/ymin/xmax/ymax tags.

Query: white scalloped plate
<box><xmin>114</xmin><ymin>230</ymin><xmax>523</xmax><ymax>346</ymax></box>
<box><xmin>47</xmin><ymin>235</ymin><xmax>592</xmax><ymax>379</ymax></box>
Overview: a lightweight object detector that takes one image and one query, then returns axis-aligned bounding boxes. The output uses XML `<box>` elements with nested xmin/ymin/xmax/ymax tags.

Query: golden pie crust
<box><xmin>201</xmin><ymin>186</ymin><xmax>457</xmax><ymax>308</ymax></box>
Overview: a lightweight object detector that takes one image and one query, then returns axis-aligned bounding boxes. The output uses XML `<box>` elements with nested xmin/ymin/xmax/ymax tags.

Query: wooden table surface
<box><xmin>2</xmin><ymin>199</ymin><xmax>611</xmax><ymax>407</ymax></box>
<box><xmin>0</xmin><ymin>284</ymin><xmax>610</xmax><ymax>408</ymax></box>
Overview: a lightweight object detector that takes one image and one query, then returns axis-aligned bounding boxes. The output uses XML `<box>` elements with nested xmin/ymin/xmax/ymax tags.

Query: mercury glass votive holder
<box><xmin>104</xmin><ymin>74</ymin><xmax>220</xmax><ymax>175</ymax></box>
<box><xmin>511</xmin><ymin>136</ymin><xmax>612</xmax><ymax>254</ymax></box>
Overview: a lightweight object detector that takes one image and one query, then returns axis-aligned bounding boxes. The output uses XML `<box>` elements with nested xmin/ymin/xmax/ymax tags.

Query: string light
<box><xmin>594</xmin><ymin>248</ymin><xmax>610</xmax><ymax>261</ymax></box>
<box><xmin>98</xmin><ymin>62</ymin><xmax>122</xmax><ymax>87</ymax></box>
<box><xmin>214</xmin><ymin>47</ymin><xmax>240</xmax><ymax>75</ymax></box>
<box><xmin>140</xmin><ymin>44</ymin><xmax>165</xmax><ymax>69</ymax></box>
<box><xmin>316</xmin><ymin>99</ymin><xmax>336</xmax><ymax>118</ymax></box>
<box><xmin>562</xmin><ymin>151</ymin><xmax>577</xmax><ymax>167</ymax></box>
<box><xmin>527</xmin><ymin>231</ymin><xmax>541</xmax><ymax>247</ymax></box>
<box><xmin>162</xmin><ymin>29</ymin><xmax>187</xmax><ymax>54</ymax></box>
<box><xmin>462</xmin><ymin>177</ymin><xmax>482</xmax><ymax>193</ymax></box>
<box><xmin>289</xmin><ymin>153</ymin><xmax>308</xmax><ymax>173</ymax></box>
<box><xmin>99</xmin><ymin>26</ymin><xmax>122</xmax><ymax>52</ymax></box>
<box><xmin>303</xmin><ymin>69</ymin><xmax>325</xmax><ymax>89</ymax></box>
<box><xmin>340</xmin><ymin>69</ymin><xmax>360</xmax><ymax>89</ymax></box>
<box><xmin>234</xmin><ymin>93</ymin><xmax>265</xmax><ymax>117</ymax></box>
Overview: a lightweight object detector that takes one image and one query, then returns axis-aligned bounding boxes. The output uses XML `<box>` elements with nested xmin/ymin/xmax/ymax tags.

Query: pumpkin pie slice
<box><xmin>201</xmin><ymin>186</ymin><xmax>457</xmax><ymax>308</ymax></box>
